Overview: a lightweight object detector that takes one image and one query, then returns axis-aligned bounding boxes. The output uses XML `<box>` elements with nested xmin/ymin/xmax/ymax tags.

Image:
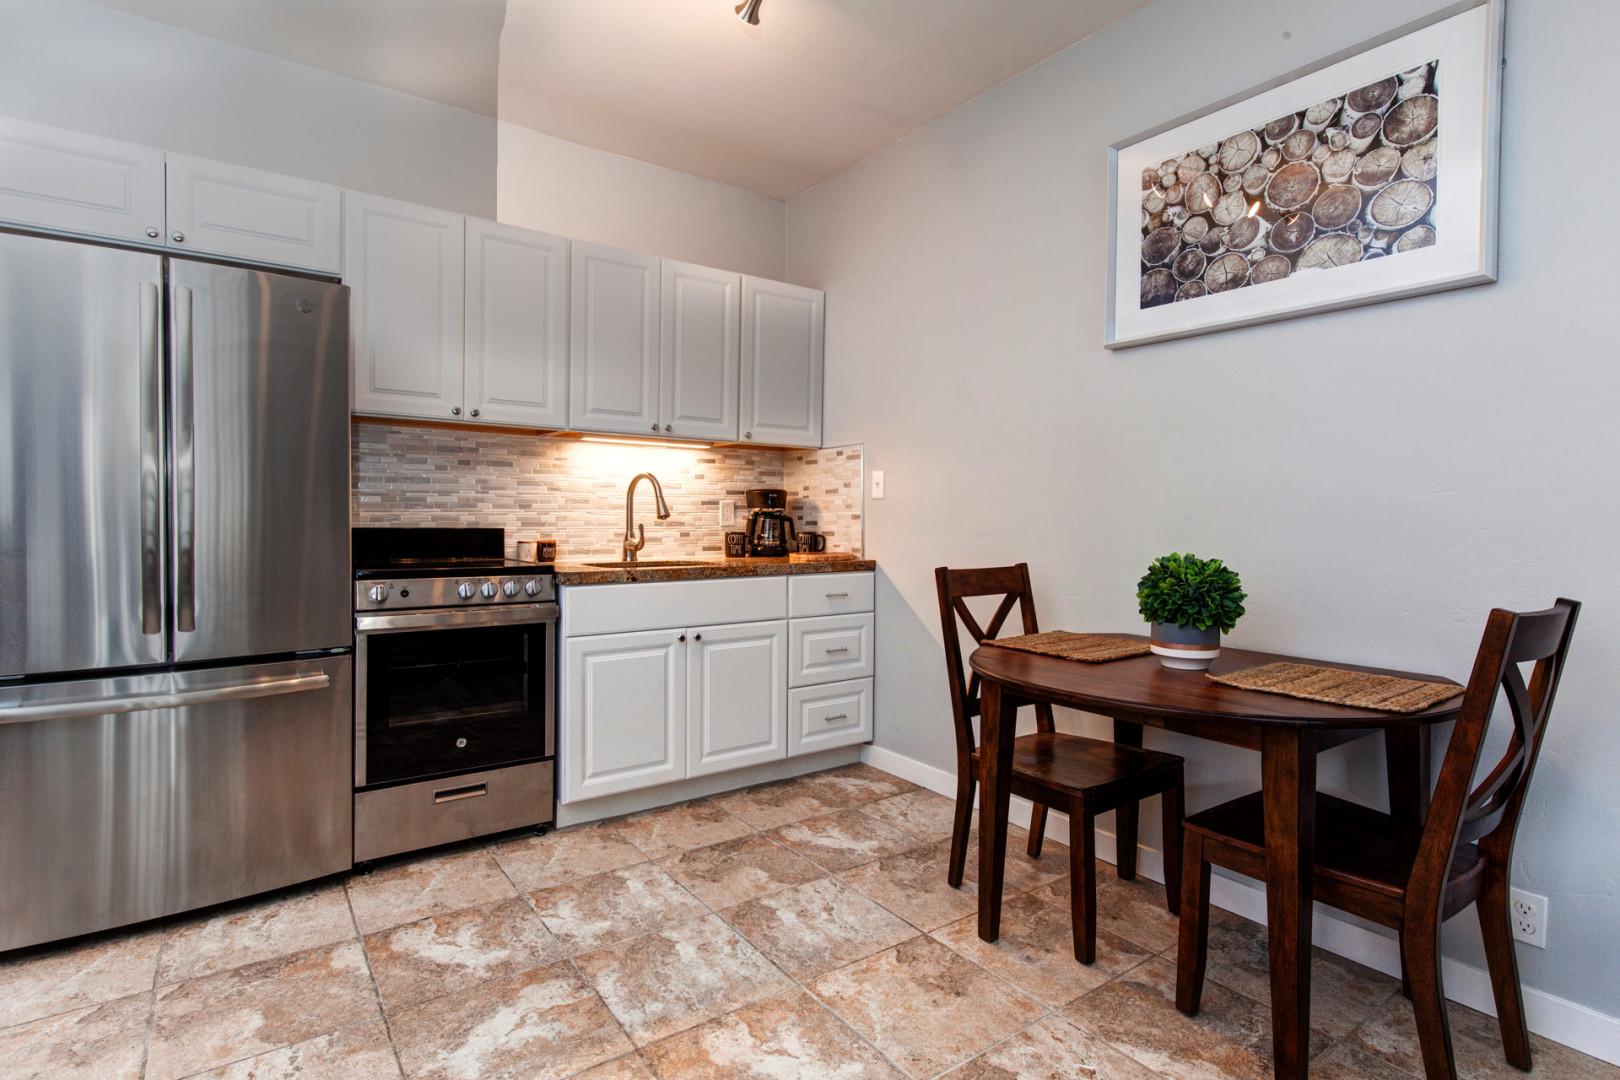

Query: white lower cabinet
<box><xmin>789</xmin><ymin>678</ymin><xmax>874</xmax><ymax>756</ymax></box>
<box><xmin>687</xmin><ymin>620</ymin><xmax>786</xmax><ymax>777</ymax></box>
<box><xmin>564</xmin><ymin>628</ymin><xmax>686</xmax><ymax>801</ymax></box>
<box><xmin>560</xmin><ymin>573</ymin><xmax>873</xmax><ymax>804</ymax></box>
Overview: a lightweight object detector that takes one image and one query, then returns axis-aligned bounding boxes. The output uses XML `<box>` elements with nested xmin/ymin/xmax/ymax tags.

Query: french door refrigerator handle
<box><xmin>0</xmin><ymin>673</ymin><xmax>331</xmax><ymax>726</ymax></box>
<box><xmin>172</xmin><ymin>284</ymin><xmax>197</xmax><ymax>633</ymax></box>
<box><xmin>140</xmin><ymin>281</ymin><xmax>164</xmax><ymax>635</ymax></box>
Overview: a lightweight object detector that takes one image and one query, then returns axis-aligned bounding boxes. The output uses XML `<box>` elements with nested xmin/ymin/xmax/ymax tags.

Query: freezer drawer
<box><xmin>355</xmin><ymin>762</ymin><xmax>554</xmax><ymax>863</ymax></box>
<box><xmin>0</xmin><ymin>656</ymin><xmax>353</xmax><ymax>952</ymax></box>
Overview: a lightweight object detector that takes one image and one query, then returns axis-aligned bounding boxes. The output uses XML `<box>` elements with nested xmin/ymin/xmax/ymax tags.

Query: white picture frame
<box><xmin>1104</xmin><ymin>0</ymin><xmax>1505</xmax><ymax>350</ymax></box>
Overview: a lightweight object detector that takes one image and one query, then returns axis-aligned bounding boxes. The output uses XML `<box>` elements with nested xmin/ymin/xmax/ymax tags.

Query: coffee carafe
<box><xmin>744</xmin><ymin>488</ymin><xmax>796</xmax><ymax>557</ymax></box>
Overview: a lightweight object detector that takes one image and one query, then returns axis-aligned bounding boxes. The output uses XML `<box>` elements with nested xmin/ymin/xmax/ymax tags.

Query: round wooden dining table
<box><xmin>969</xmin><ymin>637</ymin><xmax>1464</xmax><ymax>1080</ymax></box>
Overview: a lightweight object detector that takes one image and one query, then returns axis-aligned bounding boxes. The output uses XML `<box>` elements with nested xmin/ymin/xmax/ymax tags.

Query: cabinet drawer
<box><xmin>354</xmin><ymin>762</ymin><xmax>553</xmax><ymax>863</ymax></box>
<box><xmin>788</xmin><ymin>572</ymin><xmax>873</xmax><ymax>618</ymax></box>
<box><xmin>788</xmin><ymin>678</ymin><xmax>873</xmax><ymax>755</ymax></box>
<box><xmin>563</xmin><ymin>577</ymin><xmax>786</xmax><ymax>637</ymax></box>
<box><xmin>789</xmin><ymin>612</ymin><xmax>873</xmax><ymax>687</ymax></box>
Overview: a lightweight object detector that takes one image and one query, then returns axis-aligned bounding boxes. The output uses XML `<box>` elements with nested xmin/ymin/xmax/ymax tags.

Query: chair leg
<box><xmin>947</xmin><ymin>759</ymin><xmax>975</xmax><ymax>889</ymax></box>
<box><xmin>1160</xmin><ymin>770</ymin><xmax>1184</xmax><ymax>917</ymax></box>
<box><xmin>1403</xmin><ymin>922</ymin><xmax>1459</xmax><ymax>1080</ymax></box>
<box><xmin>1477</xmin><ymin>864</ymin><xmax>1534</xmax><ymax>1070</ymax></box>
<box><xmin>1175</xmin><ymin>830</ymin><xmax>1210</xmax><ymax>1015</ymax></box>
<box><xmin>1027</xmin><ymin>802</ymin><xmax>1048</xmax><ymax>859</ymax></box>
<box><xmin>1068</xmin><ymin>799</ymin><xmax>1096</xmax><ymax>964</ymax></box>
<box><xmin>1398</xmin><ymin>929</ymin><xmax>1413</xmax><ymax>999</ymax></box>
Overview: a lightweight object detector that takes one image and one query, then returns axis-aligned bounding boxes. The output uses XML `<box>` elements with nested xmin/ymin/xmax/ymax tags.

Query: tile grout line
<box><xmin>342</xmin><ymin>881</ymin><xmax>409</xmax><ymax>1080</ymax></box>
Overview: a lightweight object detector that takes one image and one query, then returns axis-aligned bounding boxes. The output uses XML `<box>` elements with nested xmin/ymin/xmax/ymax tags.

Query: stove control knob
<box><xmin>480</xmin><ymin>581</ymin><xmax>498</xmax><ymax>599</ymax></box>
<box><xmin>367</xmin><ymin>584</ymin><xmax>390</xmax><ymax>604</ymax></box>
<box><xmin>525</xmin><ymin>579</ymin><xmax>542</xmax><ymax>597</ymax></box>
<box><xmin>502</xmin><ymin>580</ymin><xmax>520</xmax><ymax>598</ymax></box>
<box><xmin>457</xmin><ymin>581</ymin><xmax>476</xmax><ymax>600</ymax></box>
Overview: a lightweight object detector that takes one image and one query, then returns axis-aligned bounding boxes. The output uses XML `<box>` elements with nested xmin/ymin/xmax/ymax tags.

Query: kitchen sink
<box><xmin>582</xmin><ymin>560</ymin><xmax>715</xmax><ymax>569</ymax></box>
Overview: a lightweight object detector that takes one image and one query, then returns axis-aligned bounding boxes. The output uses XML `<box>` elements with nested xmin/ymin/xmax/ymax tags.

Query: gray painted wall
<box><xmin>0</xmin><ymin>0</ymin><xmax>498</xmax><ymax>216</ymax></box>
<box><xmin>788</xmin><ymin>0</ymin><xmax>1620</xmax><ymax>1019</ymax></box>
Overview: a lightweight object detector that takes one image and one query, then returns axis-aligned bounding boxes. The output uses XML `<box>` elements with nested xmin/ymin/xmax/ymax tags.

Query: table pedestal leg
<box><xmin>1113</xmin><ymin>718</ymin><xmax>1143</xmax><ymax>880</ymax></box>
<box><xmin>1384</xmin><ymin>725</ymin><xmax>1432</xmax><ymax>826</ymax></box>
<box><xmin>1263</xmin><ymin>726</ymin><xmax>1317</xmax><ymax>1080</ymax></box>
<box><xmin>976</xmin><ymin>680</ymin><xmax>1014</xmax><ymax>941</ymax></box>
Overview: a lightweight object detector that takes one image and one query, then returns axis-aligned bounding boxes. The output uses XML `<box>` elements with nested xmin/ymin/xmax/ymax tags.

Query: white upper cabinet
<box><xmin>659</xmin><ymin>259</ymin><xmax>740</xmax><ymax>441</ymax></box>
<box><xmin>686</xmin><ymin>620</ymin><xmax>786</xmax><ymax>777</ymax></box>
<box><xmin>740</xmin><ymin>276</ymin><xmax>825</xmax><ymax>448</ymax></box>
<box><xmin>464</xmin><ymin>218</ymin><xmax>569</xmax><ymax>428</ymax></box>
<box><xmin>345</xmin><ymin>192</ymin><xmax>465</xmax><ymax>421</ymax></box>
<box><xmin>0</xmin><ymin>118</ymin><xmax>164</xmax><ymax>244</ymax></box>
<box><xmin>569</xmin><ymin>241</ymin><xmax>661</xmax><ymax>436</ymax></box>
<box><xmin>164</xmin><ymin>154</ymin><xmax>341</xmax><ymax>273</ymax></box>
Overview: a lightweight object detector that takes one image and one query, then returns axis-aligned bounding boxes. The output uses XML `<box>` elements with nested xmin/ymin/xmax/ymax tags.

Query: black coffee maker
<box><xmin>744</xmin><ymin>489</ymin><xmax>796</xmax><ymax>557</ymax></box>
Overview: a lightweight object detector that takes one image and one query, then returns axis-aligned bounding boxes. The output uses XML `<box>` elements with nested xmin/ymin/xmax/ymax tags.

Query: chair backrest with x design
<box><xmin>934</xmin><ymin>564</ymin><xmax>1044</xmax><ymax>760</ymax></box>
<box><xmin>1408</xmin><ymin>598</ymin><xmax>1581</xmax><ymax>915</ymax></box>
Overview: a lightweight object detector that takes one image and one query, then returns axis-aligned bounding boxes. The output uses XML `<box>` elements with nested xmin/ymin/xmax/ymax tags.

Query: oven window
<box><xmin>364</xmin><ymin>623</ymin><xmax>547</xmax><ymax>787</ymax></box>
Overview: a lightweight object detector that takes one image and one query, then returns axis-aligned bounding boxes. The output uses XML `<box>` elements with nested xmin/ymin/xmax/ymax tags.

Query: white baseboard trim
<box><xmin>859</xmin><ymin>744</ymin><xmax>1620</xmax><ymax>1067</ymax></box>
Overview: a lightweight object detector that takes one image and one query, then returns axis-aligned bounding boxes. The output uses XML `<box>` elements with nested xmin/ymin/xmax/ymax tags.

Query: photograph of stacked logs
<box><xmin>1140</xmin><ymin>61</ymin><xmax>1440</xmax><ymax>309</ymax></box>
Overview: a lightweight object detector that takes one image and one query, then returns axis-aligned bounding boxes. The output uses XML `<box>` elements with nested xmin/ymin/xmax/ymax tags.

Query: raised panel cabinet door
<box><xmin>164</xmin><ymin>154</ymin><xmax>342</xmax><ymax>273</ymax></box>
<box><xmin>686</xmin><ymin>620</ymin><xmax>787</xmax><ymax>778</ymax></box>
<box><xmin>660</xmin><ymin>259</ymin><xmax>739</xmax><ymax>441</ymax></box>
<box><xmin>564</xmin><ymin>629</ymin><xmax>687</xmax><ymax>802</ymax></box>
<box><xmin>740</xmin><ymin>276</ymin><xmax>824</xmax><ymax>448</ymax></box>
<box><xmin>465</xmin><ymin>218</ymin><xmax>569</xmax><ymax>427</ymax></box>
<box><xmin>345</xmin><ymin>192</ymin><xmax>465</xmax><ymax>421</ymax></box>
<box><xmin>0</xmin><ymin>118</ymin><xmax>164</xmax><ymax>244</ymax></box>
<box><xmin>569</xmin><ymin>241</ymin><xmax>660</xmax><ymax>435</ymax></box>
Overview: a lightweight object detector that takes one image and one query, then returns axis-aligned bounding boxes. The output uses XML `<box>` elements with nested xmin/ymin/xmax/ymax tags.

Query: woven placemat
<box><xmin>1207</xmin><ymin>662</ymin><xmax>1464</xmax><ymax>714</ymax></box>
<box><xmin>984</xmin><ymin>632</ymin><xmax>1151</xmax><ymax>664</ymax></box>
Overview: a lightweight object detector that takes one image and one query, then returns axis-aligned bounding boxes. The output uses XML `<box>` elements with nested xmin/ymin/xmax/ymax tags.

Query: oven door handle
<box><xmin>355</xmin><ymin>603</ymin><xmax>559</xmax><ymax>634</ymax></box>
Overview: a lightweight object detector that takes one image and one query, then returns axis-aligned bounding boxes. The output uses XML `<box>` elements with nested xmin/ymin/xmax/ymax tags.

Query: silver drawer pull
<box><xmin>825</xmin><ymin>592</ymin><xmax>850</xmax><ymax>598</ymax></box>
<box><xmin>433</xmin><ymin>782</ymin><xmax>488</xmax><ymax>804</ymax></box>
<box><xmin>825</xmin><ymin>713</ymin><xmax>849</xmax><ymax>722</ymax></box>
<box><xmin>824</xmin><ymin>646</ymin><xmax>850</xmax><ymax>655</ymax></box>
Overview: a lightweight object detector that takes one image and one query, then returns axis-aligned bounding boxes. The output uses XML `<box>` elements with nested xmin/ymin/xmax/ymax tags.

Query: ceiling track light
<box><xmin>736</xmin><ymin>0</ymin><xmax>763</xmax><ymax>25</ymax></box>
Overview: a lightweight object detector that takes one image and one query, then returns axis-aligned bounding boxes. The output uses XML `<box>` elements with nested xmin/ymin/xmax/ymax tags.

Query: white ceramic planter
<box><xmin>1149</xmin><ymin>622</ymin><xmax>1221</xmax><ymax>670</ymax></box>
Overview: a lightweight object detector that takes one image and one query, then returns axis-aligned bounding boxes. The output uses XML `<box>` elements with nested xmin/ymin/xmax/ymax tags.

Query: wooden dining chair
<box><xmin>1175</xmin><ymin>599</ymin><xmax>1581</xmax><ymax>1080</ymax></box>
<box><xmin>936</xmin><ymin>563</ymin><xmax>1186</xmax><ymax>963</ymax></box>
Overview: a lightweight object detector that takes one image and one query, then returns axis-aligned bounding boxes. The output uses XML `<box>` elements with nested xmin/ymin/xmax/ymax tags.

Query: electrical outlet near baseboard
<box><xmin>1510</xmin><ymin>888</ymin><xmax>1548</xmax><ymax>949</ymax></box>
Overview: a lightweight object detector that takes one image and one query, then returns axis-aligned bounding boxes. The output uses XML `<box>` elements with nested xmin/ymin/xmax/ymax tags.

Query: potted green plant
<box><xmin>1137</xmin><ymin>553</ymin><xmax>1247</xmax><ymax>670</ymax></box>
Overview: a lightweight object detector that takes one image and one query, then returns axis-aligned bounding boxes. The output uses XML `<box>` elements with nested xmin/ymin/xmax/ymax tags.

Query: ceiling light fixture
<box><xmin>735</xmin><ymin>0</ymin><xmax>763</xmax><ymax>25</ymax></box>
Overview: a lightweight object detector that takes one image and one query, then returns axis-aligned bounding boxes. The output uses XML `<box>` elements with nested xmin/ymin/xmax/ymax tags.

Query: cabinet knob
<box><xmin>470</xmin><ymin>408</ymin><xmax>481</xmax><ymax>418</ymax></box>
<box><xmin>678</xmin><ymin>634</ymin><xmax>686</xmax><ymax>642</ymax></box>
<box><xmin>694</xmin><ymin>633</ymin><xmax>703</xmax><ymax>641</ymax></box>
<box><xmin>744</xmin><ymin>431</ymin><xmax>753</xmax><ymax>439</ymax></box>
<box><xmin>664</xmin><ymin>424</ymin><xmax>672</xmax><ymax>432</ymax></box>
<box><xmin>145</xmin><ymin>226</ymin><xmax>160</xmax><ymax>239</ymax></box>
<box><xmin>170</xmin><ymin>230</ymin><xmax>185</xmax><ymax>243</ymax></box>
<box><xmin>651</xmin><ymin>423</ymin><xmax>659</xmax><ymax>432</ymax></box>
<box><xmin>451</xmin><ymin>406</ymin><xmax>463</xmax><ymax>416</ymax></box>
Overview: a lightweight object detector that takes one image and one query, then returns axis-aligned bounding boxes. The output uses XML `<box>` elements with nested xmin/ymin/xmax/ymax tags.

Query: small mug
<box><xmin>515</xmin><ymin>540</ymin><xmax>538</xmax><ymax>562</ymax></box>
<box><xmin>537</xmin><ymin>540</ymin><xmax>557</xmax><ymax>562</ymax></box>
<box><xmin>724</xmin><ymin>532</ymin><xmax>748</xmax><ymax>558</ymax></box>
<box><xmin>796</xmin><ymin>532</ymin><xmax>826</xmax><ymax>553</ymax></box>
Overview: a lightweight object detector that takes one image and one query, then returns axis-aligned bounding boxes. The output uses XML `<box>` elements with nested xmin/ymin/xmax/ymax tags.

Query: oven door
<box><xmin>355</xmin><ymin>604</ymin><xmax>556</xmax><ymax>789</ymax></box>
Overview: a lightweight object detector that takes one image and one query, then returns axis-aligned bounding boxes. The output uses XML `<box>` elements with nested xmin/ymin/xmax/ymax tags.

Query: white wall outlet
<box><xmin>870</xmin><ymin>470</ymin><xmax>885</xmax><ymax>500</ymax></box>
<box><xmin>1510</xmin><ymin>888</ymin><xmax>1548</xmax><ymax>949</ymax></box>
<box><xmin>719</xmin><ymin>499</ymin><xmax>736</xmax><ymax>526</ymax></box>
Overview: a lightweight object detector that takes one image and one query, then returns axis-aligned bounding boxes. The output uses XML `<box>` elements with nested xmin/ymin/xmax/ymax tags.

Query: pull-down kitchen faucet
<box><xmin>623</xmin><ymin>473</ymin><xmax>671</xmax><ymax>562</ymax></box>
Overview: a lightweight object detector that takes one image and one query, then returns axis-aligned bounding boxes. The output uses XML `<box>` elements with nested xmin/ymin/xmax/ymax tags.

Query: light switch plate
<box><xmin>720</xmin><ymin>499</ymin><xmax>736</xmax><ymax>526</ymax></box>
<box><xmin>870</xmin><ymin>470</ymin><xmax>885</xmax><ymax>500</ymax></box>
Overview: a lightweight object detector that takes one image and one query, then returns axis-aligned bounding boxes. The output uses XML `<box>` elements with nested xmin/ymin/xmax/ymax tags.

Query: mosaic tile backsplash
<box><xmin>352</xmin><ymin>423</ymin><xmax>863</xmax><ymax>560</ymax></box>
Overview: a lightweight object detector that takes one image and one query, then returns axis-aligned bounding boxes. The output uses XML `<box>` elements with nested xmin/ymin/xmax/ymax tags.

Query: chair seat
<box><xmin>1185</xmin><ymin>791</ymin><xmax>1483</xmax><ymax>914</ymax></box>
<box><xmin>974</xmin><ymin>731</ymin><xmax>1182</xmax><ymax>807</ymax></box>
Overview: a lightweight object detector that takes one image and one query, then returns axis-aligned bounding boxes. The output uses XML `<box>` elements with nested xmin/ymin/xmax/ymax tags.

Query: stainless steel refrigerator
<box><xmin>0</xmin><ymin>230</ymin><xmax>352</xmax><ymax>951</ymax></box>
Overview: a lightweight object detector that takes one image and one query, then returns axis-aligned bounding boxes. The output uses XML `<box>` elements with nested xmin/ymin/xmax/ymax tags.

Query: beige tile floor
<box><xmin>2</xmin><ymin>762</ymin><xmax>1615</xmax><ymax>1080</ymax></box>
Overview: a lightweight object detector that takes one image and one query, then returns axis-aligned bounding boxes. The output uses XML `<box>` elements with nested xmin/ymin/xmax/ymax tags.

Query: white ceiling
<box><xmin>91</xmin><ymin>0</ymin><xmax>1151</xmax><ymax>199</ymax></box>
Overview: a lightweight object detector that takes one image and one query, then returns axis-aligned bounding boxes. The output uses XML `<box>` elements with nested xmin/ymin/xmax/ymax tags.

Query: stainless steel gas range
<box><xmin>351</xmin><ymin>528</ymin><xmax>557</xmax><ymax>862</ymax></box>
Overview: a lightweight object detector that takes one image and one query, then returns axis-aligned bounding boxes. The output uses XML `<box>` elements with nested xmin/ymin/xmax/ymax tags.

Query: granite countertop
<box><xmin>553</xmin><ymin>553</ymin><xmax>876</xmax><ymax>585</ymax></box>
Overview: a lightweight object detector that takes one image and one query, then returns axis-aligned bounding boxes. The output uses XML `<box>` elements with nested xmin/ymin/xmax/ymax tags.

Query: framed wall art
<box><xmin>1105</xmin><ymin>0</ymin><xmax>1505</xmax><ymax>349</ymax></box>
